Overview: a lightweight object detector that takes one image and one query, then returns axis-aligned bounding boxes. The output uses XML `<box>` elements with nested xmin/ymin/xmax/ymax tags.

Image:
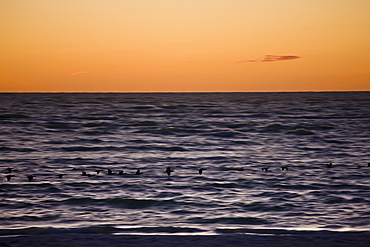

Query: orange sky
<box><xmin>1</xmin><ymin>0</ymin><xmax>369</xmax><ymax>92</ymax></box>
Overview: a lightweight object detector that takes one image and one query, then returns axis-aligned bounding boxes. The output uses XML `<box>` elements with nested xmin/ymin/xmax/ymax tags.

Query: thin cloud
<box><xmin>70</xmin><ymin>71</ymin><xmax>89</xmax><ymax>76</ymax></box>
<box><xmin>235</xmin><ymin>60</ymin><xmax>257</xmax><ymax>63</ymax></box>
<box><xmin>261</xmin><ymin>55</ymin><xmax>300</xmax><ymax>62</ymax></box>
<box><xmin>236</xmin><ymin>55</ymin><xmax>300</xmax><ymax>63</ymax></box>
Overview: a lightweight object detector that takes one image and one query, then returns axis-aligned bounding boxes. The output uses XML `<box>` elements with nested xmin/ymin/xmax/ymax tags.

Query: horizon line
<box><xmin>0</xmin><ymin>90</ymin><xmax>369</xmax><ymax>93</ymax></box>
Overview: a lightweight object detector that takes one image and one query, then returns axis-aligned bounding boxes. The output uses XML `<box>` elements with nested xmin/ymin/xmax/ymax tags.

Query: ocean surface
<box><xmin>0</xmin><ymin>92</ymin><xmax>369</xmax><ymax>236</ymax></box>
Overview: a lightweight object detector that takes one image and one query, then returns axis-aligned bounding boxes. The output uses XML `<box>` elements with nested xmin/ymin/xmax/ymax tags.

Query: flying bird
<box><xmin>95</xmin><ymin>169</ymin><xmax>103</xmax><ymax>174</ymax></box>
<box><xmin>6</xmin><ymin>168</ymin><xmax>15</xmax><ymax>173</ymax></box>
<box><xmin>165</xmin><ymin>167</ymin><xmax>174</xmax><ymax>176</ymax></box>
<box><xmin>198</xmin><ymin>168</ymin><xmax>207</xmax><ymax>175</ymax></box>
<box><xmin>262</xmin><ymin>167</ymin><xmax>269</xmax><ymax>172</ymax></box>
<box><xmin>5</xmin><ymin>175</ymin><xmax>15</xmax><ymax>181</ymax></box>
<box><xmin>81</xmin><ymin>172</ymin><xmax>95</xmax><ymax>177</ymax></box>
<box><xmin>107</xmin><ymin>169</ymin><xmax>116</xmax><ymax>175</ymax></box>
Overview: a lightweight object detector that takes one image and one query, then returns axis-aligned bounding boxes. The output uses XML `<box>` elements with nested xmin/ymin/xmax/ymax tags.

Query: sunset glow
<box><xmin>1</xmin><ymin>0</ymin><xmax>369</xmax><ymax>92</ymax></box>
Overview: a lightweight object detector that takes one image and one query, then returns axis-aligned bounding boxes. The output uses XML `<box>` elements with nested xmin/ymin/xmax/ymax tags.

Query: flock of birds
<box><xmin>3</xmin><ymin>162</ymin><xmax>370</xmax><ymax>182</ymax></box>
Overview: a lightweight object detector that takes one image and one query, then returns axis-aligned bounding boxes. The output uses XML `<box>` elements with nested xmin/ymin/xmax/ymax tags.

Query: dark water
<box><xmin>0</xmin><ymin>92</ymin><xmax>369</xmax><ymax>235</ymax></box>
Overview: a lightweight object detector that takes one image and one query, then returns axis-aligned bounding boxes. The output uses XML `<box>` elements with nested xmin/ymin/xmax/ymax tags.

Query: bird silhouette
<box><xmin>27</xmin><ymin>175</ymin><xmax>35</xmax><ymax>182</ymax></box>
<box><xmin>262</xmin><ymin>167</ymin><xmax>269</xmax><ymax>172</ymax></box>
<box><xmin>6</xmin><ymin>168</ymin><xmax>14</xmax><ymax>173</ymax></box>
<box><xmin>326</xmin><ymin>163</ymin><xmax>334</xmax><ymax>168</ymax></box>
<box><xmin>281</xmin><ymin>166</ymin><xmax>289</xmax><ymax>171</ymax></box>
<box><xmin>5</xmin><ymin>175</ymin><xmax>15</xmax><ymax>181</ymax></box>
<box><xmin>165</xmin><ymin>167</ymin><xmax>174</xmax><ymax>176</ymax></box>
<box><xmin>56</xmin><ymin>174</ymin><xmax>65</xmax><ymax>179</ymax></box>
<box><xmin>198</xmin><ymin>168</ymin><xmax>206</xmax><ymax>175</ymax></box>
<box><xmin>107</xmin><ymin>169</ymin><xmax>116</xmax><ymax>175</ymax></box>
<box><xmin>135</xmin><ymin>169</ymin><xmax>143</xmax><ymax>175</ymax></box>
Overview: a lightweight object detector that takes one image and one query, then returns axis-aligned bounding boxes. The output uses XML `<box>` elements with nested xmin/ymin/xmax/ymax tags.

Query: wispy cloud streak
<box><xmin>261</xmin><ymin>55</ymin><xmax>300</xmax><ymax>62</ymax></box>
<box><xmin>70</xmin><ymin>71</ymin><xmax>89</xmax><ymax>75</ymax></box>
<box><xmin>236</xmin><ymin>55</ymin><xmax>300</xmax><ymax>63</ymax></box>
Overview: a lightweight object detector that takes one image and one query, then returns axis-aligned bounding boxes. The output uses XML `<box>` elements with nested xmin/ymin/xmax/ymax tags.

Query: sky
<box><xmin>1</xmin><ymin>0</ymin><xmax>370</xmax><ymax>92</ymax></box>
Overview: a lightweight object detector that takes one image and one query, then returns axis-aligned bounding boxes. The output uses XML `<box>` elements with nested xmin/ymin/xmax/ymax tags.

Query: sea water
<box><xmin>0</xmin><ymin>92</ymin><xmax>369</xmax><ymax>235</ymax></box>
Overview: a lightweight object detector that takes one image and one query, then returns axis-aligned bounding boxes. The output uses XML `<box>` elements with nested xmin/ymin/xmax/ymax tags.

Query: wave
<box><xmin>62</xmin><ymin>146</ymin><xmax>123</xmax><ymax>152</ymax></box>
<box><xmin>194</xmin><ymin>216</ymin><xmax>270</xmax><ymax>225</ymax></box>
<box><xmin>287</xmin><ymin>128</ymin><xmax>315</xmax><ymax>135</ymax></box>
<box><xmin>0</xmin><ymin>113</ymin><xmax>30</xmax><ymax>119</ymax></box>
<box><xmin>43</xmin><ymin>122</ymin><xmax>75</xmax><ymax>130</ymax></box>
<box><xmin>212</xmin><ymin>130</ymin><xmax>238</xmax><ymax>137</ymax></box>
<box><xmin>0</xmin><ymin>225</ymin><xmax>205</xmax><ymax>236</ymax></box>
<box><xmin>0</xmin><ymin>146</ymin><xmax>37</xmax><ymax>152</ymax></box>
<box><xmin>60</xmin><ymin>197</ymin><xmax>177</xmax><ymax>209</ymax></box>
<box><xmin>203</xmin><ymin>113</ymin><xmax>270</xmax><ymax>118</ymax></box>
<box><xmin>131</xmin><ymin>120</ymin><xmax>158</xmax><ymax>126</ymax></box>
<box><xmin>262</xmin><ymin>123</ymin><xmax>290</xmax><ymax>132</ymax></box>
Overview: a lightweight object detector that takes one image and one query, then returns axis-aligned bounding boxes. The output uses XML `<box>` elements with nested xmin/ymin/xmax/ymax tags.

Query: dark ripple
<box><xmin>0</xmin><ymin>113</ymin><xmax>31</xmax><ymax>119</ymax></box>
<box><xmin>61</xmin><ymin>197</ymin><xmax>177</xmax><ymax>209</ymax></box>
<box><xmin>194</xmin><ymin>216</ymin><xmax>270</xmax><ymax>225</ymax></box>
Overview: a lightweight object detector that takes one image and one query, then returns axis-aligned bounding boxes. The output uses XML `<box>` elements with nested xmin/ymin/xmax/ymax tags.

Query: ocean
<box><xmin>0</xmin><ymin>92</ymin><xmax>369</xmax><ymax>236</ymax></box>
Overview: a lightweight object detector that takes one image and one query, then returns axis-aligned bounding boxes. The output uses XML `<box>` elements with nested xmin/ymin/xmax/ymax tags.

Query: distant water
<box><xmin>1</xmin><ymin>92</ymin><xmax>369</xmax><ymax>235</ymax></box>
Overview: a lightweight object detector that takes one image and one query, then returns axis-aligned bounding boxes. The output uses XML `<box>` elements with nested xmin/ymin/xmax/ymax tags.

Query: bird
<box><xmin>56</xmin><ymin>174</ymin><xmax>65</xmax><ymax>179</ymax></box>
<box><xmin>262</xmin><ymin>167</ymin><xmax>269</xmax><ymax>172</ymax></box>
<box><xmin>107</xmin><ymin>169</ymin><xmax>116</xmax><ymax>175</ymax></box>
<box><xmin>326</xmin><ymin>163</ymin><xmax>334</xmax><ymax>168</ymax></box>
<box><xmin>95</xmin><ymin>169</ymin><xmax>103</xmax><ymax>174</ymax></box>
<box><xmin>6</xmin><ymin>168</ymin><xmax>14</xmax><ymax>173</ymax></box>
<box><xmin>27</xmin><ymin>175</ymin><xmax>35</xmax><ymax>182</ymax></box>
<box><xmin>281</xmin><ymin>166</ymin><xmax>289</xmax><ymax>171</ymax></box>
<box><xmin>198</xmin><ymin>168</ymin><xmax>206</xmax><ymax>175</ymax></box>
<box><xmin>81</xmin><ymin>172</ymin><xmax>94</xmax><ymax>177</ymax></box>
<box><xmin>236</xmin><ymin>167</ymin><xmax>245</xmax><ymax>171</ymax></box>
<box><xmin>5</xmin><ymin>175</ymin><xmax>15</xmax><ymax>181</ymax></box>
<box><xmin>165</xmin><ymin>167</ymin><xmax>174</xmax><ymax>176</ymax></box>
<box><xmin>135</xmin><ymin>169</ymin><xmax>143</xmax><ymax>175</ymax></box>
<box><xmin>118</xmin><ymin>171</ymin><xmax>127</xmax><ymax>175</ymax></box>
